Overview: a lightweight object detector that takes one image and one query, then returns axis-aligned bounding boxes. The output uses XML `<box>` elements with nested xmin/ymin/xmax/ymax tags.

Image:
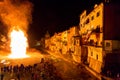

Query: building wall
<box><xmin>67</xmin><ymin>26</ymin><xmax>81</xmax><ymax>63</ymax></box>
<box><xmin>104</xmin><ymin>3</ymin><xmax>120</xmax><ymax>40</ymax></box>
<box><xmin>103</xmin><ymin>3</ymin><xmax>120</xmax><ymax>76</ymax></box>
<box><xmin>56</xmin><ymin>33</ymin><xmax>62</xmax><ymax>54</ymax></box>
<box><xmin>61</xmin><ymin>31</ymin><xmax>68</xmax><ymax>54</ymax></box>
<box><xmin>79</xmin><ymin>1</ymin><xmax>120</xmax><ymax>76</ymax></box>
<box><xmin>72</xmin><ymin>38</ymin><xmax>81</xmax><ymax>63</ymax></box>
<box><xmin>80</xmin><ymin>3</ymin><xmax>103</xmax><ymax>35</ymax></box>
<box><xmin>45</xmin><ymin>1</ymin><xmax>120</xmax><ymax>77</ymax></box>
<box><xmin>88</xmin><ymin>46</ymin><xmax>103</xmax><ymax>73</ymax></box>
<box><xmin>67</xmin><ymin>27</ymin><xmax>76</xmax><ymax>52</ymax></box>
<box><xmin>79</xmin><ymin>3</ymin><xmax>104</xmax><ymax>73</ymax></box>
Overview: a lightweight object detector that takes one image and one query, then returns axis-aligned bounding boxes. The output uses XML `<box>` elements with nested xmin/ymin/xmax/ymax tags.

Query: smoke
<box><xmin>0</xmin><ymin>0</ymin><xmax>33</xmax><ymax>33</ymax></box>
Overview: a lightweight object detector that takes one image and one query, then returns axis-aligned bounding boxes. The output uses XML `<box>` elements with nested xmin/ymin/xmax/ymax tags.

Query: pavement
<box><xmin>45</xmin><ymin>49</ymin><xmax>115</xmax><ymax>80</ymax></box>
<box><xmin>45</xmin><ymin>49</ymin><xmax>99</xmax><ymax>80</ymax></box>
<box><xmin>0</xmin><ymin>48</ymin><xmax>99</xmax><ymax>80</ymax></box>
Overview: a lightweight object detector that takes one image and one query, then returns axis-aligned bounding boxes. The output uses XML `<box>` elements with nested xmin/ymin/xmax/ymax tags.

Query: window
<box><xmin>77</xmin><ymin>40</ymin><xmax>79</xmax><ymax>44</ymax></box>
<box><xmin>96</xmin><ymin>11</ymin><xmax>100</xmax><ymax>17</ymax></box>
<box><xmin>90</xmin><ymin>39</ymin><xmax>94</xmax><ymax>46</ymax></box>
<box><xmin>91</xmin><ymin>52</ymin><xmax>93</xmax><ymax>56</ymax></box>
<box><xmin>96</xmin><ymin>55</ymin><xmax>98</xmax><ymax>60</ymax></box>
<box><xmin>64</xmin><ymin>37</ymin><xmax>66</xmax><ymax>39</ymax></box>
<box><xmin>106</xmin><ymin>42</ymin><xmax>110</xmax><ymax>47</ymax></box>
<box><xmin>95</xmin><ymin>25</ymin><xmax>100</xmax><ymax>33</ymax></box>
<box><xmin>74</xmin><ymin>41</ymin><xmax>76</xmax><ymax>45</ymax></box>
<box><xmin>81</xmin><ymin>24</ymin><xmax>82</xmax><ymax>27</ymax></box>
<box><xmin>86</xmin><ymin>18</ymin><xmax>89</xmax><ymax>24</ymax></box>
<box><xmin>63</xmin><ymin>41</ymin><xmax>67</xmax><ymax>46</ymax></box>
<box><xmin>91</xmin><ymin>16</ymin><xmax>94</xmax><ymax>20</ymax></box>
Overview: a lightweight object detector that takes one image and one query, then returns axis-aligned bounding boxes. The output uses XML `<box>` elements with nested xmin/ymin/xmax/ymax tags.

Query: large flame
<box><xmin>8</xmin><ymin>29</ymin><xmax>29</xmax><ymax>58</ymax></box>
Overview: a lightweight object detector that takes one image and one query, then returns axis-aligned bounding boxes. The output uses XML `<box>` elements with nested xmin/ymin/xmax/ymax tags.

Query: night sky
<box><xmin>29</xmin><ymin>0</ymin><xmax>101</xmax><ymax>41</ymax></box>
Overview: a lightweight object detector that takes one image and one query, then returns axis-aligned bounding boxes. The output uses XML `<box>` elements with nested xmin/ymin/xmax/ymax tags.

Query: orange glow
<box><xmin>8</xmin><ymin>29</ymin><xmax>29</xmax><ymax>58</ymax></box>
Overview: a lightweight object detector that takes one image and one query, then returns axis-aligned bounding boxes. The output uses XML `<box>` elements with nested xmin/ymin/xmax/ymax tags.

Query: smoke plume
<box><xmin>0</xmin><ymin>0</ymin><xmax>33</xmax><ymax>33</ymax></box>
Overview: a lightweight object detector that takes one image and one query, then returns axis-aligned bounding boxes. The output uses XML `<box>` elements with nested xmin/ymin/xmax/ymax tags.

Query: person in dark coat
<box><xmin>0</xmin><ymin>74</ymin><xmax>4</xmax><ymax>80</ymax></box>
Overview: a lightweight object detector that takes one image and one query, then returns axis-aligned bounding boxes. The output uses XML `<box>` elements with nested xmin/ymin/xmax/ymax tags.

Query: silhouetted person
<box><xmin>16</xmin><ymin>73</ymin><xmax>20</xmax><ymax>80</ymax></box>
<box><xmin>1</xmin><ymin>74</ymin><xmax>4</xmax><ymax>80</ymax></box>
<box><xmin>41</xmin><ymin>58</ymin><xmax>44</xmax><ymax>63</ymax></box>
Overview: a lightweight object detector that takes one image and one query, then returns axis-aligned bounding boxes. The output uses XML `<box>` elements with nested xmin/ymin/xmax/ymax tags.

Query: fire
<box><xmin>8</xmin><ymin>29</ymin><xmax>29</xmax><ymax>58</ymax></box>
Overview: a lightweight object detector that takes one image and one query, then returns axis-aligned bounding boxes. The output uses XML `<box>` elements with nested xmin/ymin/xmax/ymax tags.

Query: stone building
<box><xmin>67</xmin><ymin>26</ymin><xmax>81</xmax><ymax>63</ymax></box>
<box><xmin>79</xmin><ymin>1</ymin><xmax>120</xmax><ymax>77</ymax></box>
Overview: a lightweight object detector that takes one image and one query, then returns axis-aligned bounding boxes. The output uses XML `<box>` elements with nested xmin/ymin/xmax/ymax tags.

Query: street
<box><xmin>0</xmin><ymin>49</ymin><xmax>98</xmax><ymax>80</ymax></box>
<box><xmin>44</xmin><ymin>50</ymin><xmax>98</xmax><ymax>80</ymax></box>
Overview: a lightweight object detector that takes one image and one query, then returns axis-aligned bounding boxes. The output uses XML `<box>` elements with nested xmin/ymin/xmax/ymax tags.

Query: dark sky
<box><xmin>29</xmin><ymin>0</ymin><xmax>101</xmax><ymax>40</ymax></box>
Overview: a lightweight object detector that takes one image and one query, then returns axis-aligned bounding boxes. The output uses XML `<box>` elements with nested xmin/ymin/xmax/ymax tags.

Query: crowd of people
<box><xmin>0</xmin><ymin>58</ymin><xmax>63</xmax><ymax>80</ymax></box>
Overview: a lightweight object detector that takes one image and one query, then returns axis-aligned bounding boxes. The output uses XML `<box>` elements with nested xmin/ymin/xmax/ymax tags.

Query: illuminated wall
<box><xmin>67</xmin><ymin>27</ymin><xmax>76</xmax><ymax>52</ymax></box>
<box><xmin>79</xmin><ymin>3</ymin><xmax>104</xmax><ymax>73</ymax></box>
